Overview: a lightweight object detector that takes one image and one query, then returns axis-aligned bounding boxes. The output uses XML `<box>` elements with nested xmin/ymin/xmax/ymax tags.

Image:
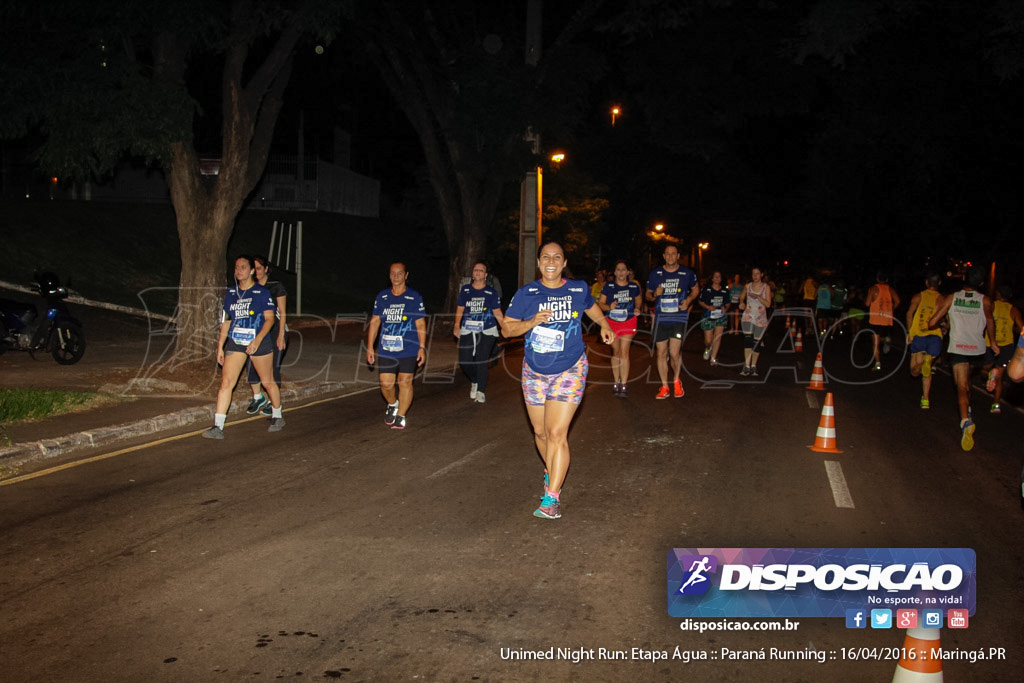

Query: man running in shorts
<box><xmin>928</xmin><ymin>267</ymin><xmax>997</xmax><ymax>451</ymax></box>
<box><xmin>983</xmin><ymin>286</ymin><xmax>1022</xmax><ymax>413</ymax></box>
<box><xmin>646</xmin><ymin>245</ymin><xmax>699</xmax><ymax>399</ymax></box>
<box><xmin>865</xmin><ymin>272</ymin><xmax>901</xmax><ymax>371</ymax></box>
<box><xmin>905</xmin><ymin>273</ymin><xmax>943</xmax><ymax>409</ymax></box>
<box><xmin>366</xmin><ymin>262</ymin><xmax>427</xmax><ymax>430</ymax></box>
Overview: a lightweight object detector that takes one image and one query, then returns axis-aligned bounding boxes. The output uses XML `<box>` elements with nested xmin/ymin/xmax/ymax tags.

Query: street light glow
<box><xmin>611</xmin><ymin>105</ymin><xmax>621</xmax><ymax>126</ymax></box>
<box><xmin>550</xmin><ymin>153</ymin><xmax>565</xmax><ymax>163</ymax></box>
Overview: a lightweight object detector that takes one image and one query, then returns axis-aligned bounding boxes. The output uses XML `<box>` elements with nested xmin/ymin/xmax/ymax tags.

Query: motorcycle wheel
<box><xmin>51</xmin><ymin>323</ymin><xmax>86</xmax><ymax>365</ymax></box>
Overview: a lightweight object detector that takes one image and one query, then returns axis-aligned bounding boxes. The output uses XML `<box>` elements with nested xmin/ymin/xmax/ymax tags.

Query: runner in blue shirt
<box><xmin>366</xmin><ymin>262</ymin><xmax>427</xmax><ymax>430</ymax></box>
<box><xmin>203</xmin><ymin>255</ymin><xmax>284</xmax><ymax>439</ymax></box>
<box><xmin>453</xmin><ymin>261</ymin><xmax>505</xmax><ymax>404</ymax></box>
<box><xmin>503</xmin><ymin>242</ymin><xmax>614</xmax><ymax>520</ymax></box>
<box><xmin>645</xmin><ymin>245</ymin><xmax>699</xmax><ymax>399</ymax></box>
<box><xmin>698</xmin><ymin>270</ymin><xmax>730</xmax><ymax>366</ymax></box>
<box><xmin>599</xmin><ymin>259</ymin><xmax>642</xmax><ymax>397</ymax></box>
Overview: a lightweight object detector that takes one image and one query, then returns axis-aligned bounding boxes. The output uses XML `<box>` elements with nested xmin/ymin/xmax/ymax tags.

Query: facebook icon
<box><xmin>845</xmin><ymin>609</ymin><xmax>867</xmax><ymax>629</ymax></box>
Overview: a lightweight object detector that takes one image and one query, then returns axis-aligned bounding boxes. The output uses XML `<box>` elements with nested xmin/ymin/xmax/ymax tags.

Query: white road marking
<box><xmin>427</xmin><ymin>441</ymin><xmax>498</xmax><ymax>479</ymax></box>
<box><xmin>806</xmin><ymin>391</ymin><xmax>819</xmax><ymax>410</ymax></box>
<box><xmin>824</xmin><ymin>460</ymin><xmax>854</xmax><ymax>508</ymax></box>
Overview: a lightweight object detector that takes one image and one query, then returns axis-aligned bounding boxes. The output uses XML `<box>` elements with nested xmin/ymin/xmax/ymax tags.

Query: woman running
<box><xmin>203</xmin><ymin>255</ymin><xmax>284</xmax><ymax>438</ymax></box>
<box><xmin>453</xmin><ymin>261</ymin><xmax>505</xmax><ymax>404</ymax></box>
<box><xmin>698</xmin><ymin>270</ymin><xmax>730</xmax><ymax>366</ymax></box>
<box><xmin>503</xmin><ymin>242</ymin><xmax>615</xmax><ymax>520</ymax></box>
<box><xmin>598</xmin><ymin>259</ymin><xmax>642</xmax><ymax>397</ymax></box>
<box><xmin>245</xmin><ymin>256</ymin><xmax>288</xmax><ymax>416</ymax></box>
<box><xmin>739</xmin><ymin>267</ymin><xmax>772</xmax><ymax>377</ymax></box>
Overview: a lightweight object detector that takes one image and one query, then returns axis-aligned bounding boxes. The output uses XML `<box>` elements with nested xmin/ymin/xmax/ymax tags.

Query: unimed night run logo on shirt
<box><xmin>667</xmin><ymin>548</ymin><xmax>976</xmax><ymax>618</ymax></box>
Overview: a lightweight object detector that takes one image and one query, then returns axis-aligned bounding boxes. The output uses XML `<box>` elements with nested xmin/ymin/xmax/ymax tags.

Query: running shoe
<box><xmin>533</xmin><ymin>493</ymin><xmax>561</xmax><ymax>519</ymax></box>
<box><xmin>246</xmin><ymin>394</ymin><xmax>269</xmax><ymax>415</ymax></box>
<box><xmin>986</xmin><ymin>369</ymin><xmax>997</xmax><ymax>392</ymax></box>
<box><xmin>470</xmin><ymin>383</ymin><xmax>478</xmax><ymax>400</ymax></box>
<box><xmin>749</xmin><ymin>366</ymin><xmax>758</xmax><ymax>377</ymax></box>
<box><xmin>673</xmin><ymin>379</ymin><xmax>684</xmax><ymax>398</ymax></box>
<box><xmin>991</xmin><ymin>403</ymin><xmax>1001</xmax><ymax>414</ymax></box>
<box><xmin>618</xmin><ymin>384</ymin><xmax>628</xmax><ymax>398</ymax></box>
<box><xmin>202</xmin><ymin>426</ymin><xmax>224</xmax><ymax>440</ymax></box>
<box><xmin>921</xmin><ymin>354</ymin><xmax>932</xmax><ymax>378</ymax></box>
<box><xmin>384</xmin><ymin>402</ymin><xmax>399</xmax><ymax>426</ymax></box>
<box><xmin>960</xmin><ymin>418</ymin><xmax>975</xmax><ymax>452</ymax></box>
<box><xmin>703</xmin><ymin>347</ymin><xmax>710</xmax><ymax>360</ymax></box>
<box><xmin>740</xmin><ymin>366</ymin><xmax>750</xmax><ymax>376</ymax></box>
<box><xmin>475</xmin><ymin>392</ymin><xmax>486</xmax><ymax>404</ymax></box>
<box><xmin>267</xmin><ymin>417</ymin><xmax>286</xmax><ymax>432</ymax></box>
<box><xmin>261</xmin><ymin>402</ymin><xmax>273</xmax><ymax>416</ymax></box>
<box><xmin>883</xmin><ymin>336</ymin><xmax>891</xmax><ymax>354</ymax></box>
<box><xmin>391</xmin><ymin>415</ymin><xmax>406</xmax><ymax>430</ymax></box>
<box><xmin>612</xmin><ymin>382</ymin><xmax>621</xmax><ymax>396</ymax></box>
<box><xmin>709</xmin><ymin>358</ymin><xmax>718</xmax><ymax>367</ymax></box>
<box><xmin>920</xmin><ymin>397</ymin><xmax>930</xmax><ymax>410</ymax></box>
<box><xmin>873</xmin><ymin>362</ymin><xmax>882</xmax><ymax>371</ymax></box>
<box><xmin>655</xmin><ymin>385</ymin><xmax>670</xmax><ymax>399</ymax></box>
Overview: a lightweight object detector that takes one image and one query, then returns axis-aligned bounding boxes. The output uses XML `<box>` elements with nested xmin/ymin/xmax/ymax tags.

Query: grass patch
<box><xmin>0</xmin><ymin>388</ymin><xmax>100</xmax><ymax>423</ymax></box>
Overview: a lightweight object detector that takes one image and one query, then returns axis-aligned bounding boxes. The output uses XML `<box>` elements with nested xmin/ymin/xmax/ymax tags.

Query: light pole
<box><xmin>697</xmin><ymin>242</ymin><xmax>709</xmax><ymax>279</ymax></box>
<box><xmin>611</xmin><ymin>105</ymin><xmax>621</xmax><ymax>126</ymax></box>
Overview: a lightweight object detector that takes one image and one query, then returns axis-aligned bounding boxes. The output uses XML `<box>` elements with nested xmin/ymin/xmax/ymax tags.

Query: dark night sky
<box><xmin>274</xmin><ymin>1</ymin><xmax>1024</xmax><ymax>291</ymax></box>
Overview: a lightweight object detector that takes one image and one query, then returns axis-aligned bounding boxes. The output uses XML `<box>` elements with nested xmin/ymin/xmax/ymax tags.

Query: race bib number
<box><xmin>464</xmin><ymin>319</ymin><xmax>485</xmax><ymax>332</ymax></box>
<box><xmin>530</xmin><ymin>325</ymin><xmax>565</xmax><ymax>354</ymax></box>
<box><xmin>710</xmin><ymin>310</ymin><xmax>724</xmax><ymax>319</ymax></box>
<box><xmin>608</xmin><ymin>308</ymin><xmax>629</xmax><ymax>322</ymax></box>
<box><xmin>382</xmin><ymin>334</ymin><xmax>404</xmax><ymax>352</ymax></box>
<box><xmin>660</xmin><ymin>299</ymin><xmax>679</xmax><ymax>314</ymax></box>
<box><xmin>230</xmin><ymin>326</ymin><xmax>256</xmax><ymax>346</ymax></box>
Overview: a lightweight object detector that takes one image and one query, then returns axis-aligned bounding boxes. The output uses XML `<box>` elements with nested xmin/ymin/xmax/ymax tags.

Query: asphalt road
<box><xmin>2</xmin><ymin>326</ymin><xmax>1022</xmax><ymax>682</ymax></box>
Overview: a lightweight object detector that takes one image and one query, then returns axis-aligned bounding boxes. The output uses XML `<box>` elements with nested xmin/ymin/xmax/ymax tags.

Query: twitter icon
<box><xmin>870</xmin><ymin>609</ymin><xmax>893</xmax><ymax>629</ymax></box>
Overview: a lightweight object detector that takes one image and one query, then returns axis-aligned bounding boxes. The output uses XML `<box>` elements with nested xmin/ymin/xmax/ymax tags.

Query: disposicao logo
<box><xmin>675</xmin><ymin>555</ymin><xmax>718</xmax><ymax>595</ymax></box>
<box><xmin>667</xmin><ymin>548</ymin><xmax>976</xmax><ymax>619</ymax></box>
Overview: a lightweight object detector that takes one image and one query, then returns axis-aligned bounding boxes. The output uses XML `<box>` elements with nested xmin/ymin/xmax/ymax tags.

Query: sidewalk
<box><xmin>0</xmin><ymin>303</ymin><xmax>460</xmax><ymax>473</ymax></box>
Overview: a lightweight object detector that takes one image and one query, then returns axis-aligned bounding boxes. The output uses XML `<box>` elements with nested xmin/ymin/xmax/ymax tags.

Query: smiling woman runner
<box><xmin>502</xmin><ymin>242</ymin><xmax>615</xmax><ymax>520</ymax></box>
<box><xmin>203</xmin><ymin>255</ymin><xmax>284</xmax><ymax>439</ymax></box>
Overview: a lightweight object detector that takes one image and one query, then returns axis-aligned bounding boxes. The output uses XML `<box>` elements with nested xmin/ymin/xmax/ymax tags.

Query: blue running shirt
<box><xmin>507</xmin><ymin>279</ymin><xmax>594</xmax><ymax>374</ymax></box>
<box><xmin>457</xmin><ymin>285</ymin><xmax>501</xmax><ymax>335</ymax></box>
<box><xmin>221</xmin><ymin>284</ymin><xmax>275</xmax><ymax>346</ymax></box>
<box><xmin>600</xmin><ymin>280</ymin><xmax>641</xmax><ymax>322</ymax></box>
<box><xmin>647</xmin><ymin>266</ymin><xmax>698</xmax><ymax>324</ymax></box>
<box><xmin>372</xmin><ymin>288</ymin><xmax>427</xmax><ymax>358</ymax></box>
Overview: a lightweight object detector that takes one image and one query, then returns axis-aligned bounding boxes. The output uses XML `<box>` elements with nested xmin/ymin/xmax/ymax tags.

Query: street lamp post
<box><xmin>611</xmin><ymin>105</ymin><xmax>621</xmax><ymax>126</ymax></box>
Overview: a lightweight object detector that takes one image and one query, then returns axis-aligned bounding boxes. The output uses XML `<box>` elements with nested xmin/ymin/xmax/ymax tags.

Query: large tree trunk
<box><xmin>153</xmin><ymin>6</ymin><xmax>299</xmax><ymax>362</ymax></box>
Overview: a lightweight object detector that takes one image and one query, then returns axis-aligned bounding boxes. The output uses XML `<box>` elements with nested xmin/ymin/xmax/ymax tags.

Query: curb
<box><xmin>0</xmin><ymin>380</ymin><xmax>346</xmax><ymax>472</ymax></box>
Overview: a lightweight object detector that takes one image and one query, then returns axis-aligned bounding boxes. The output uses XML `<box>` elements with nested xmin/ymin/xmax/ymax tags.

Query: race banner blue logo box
<box><xmin>667</xmin><ymin>548</ymin><xmax>976</xmax><ymax>618</ymax></box>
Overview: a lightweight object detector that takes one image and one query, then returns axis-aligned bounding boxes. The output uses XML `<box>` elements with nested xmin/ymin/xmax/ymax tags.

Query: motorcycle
<box><xmin>0</xmin><ymin>272</ymin><xmax>86</xmax><ymax>365</ymax></box>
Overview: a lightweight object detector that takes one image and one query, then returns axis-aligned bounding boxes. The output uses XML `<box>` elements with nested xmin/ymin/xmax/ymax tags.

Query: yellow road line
<box><xmin>0</xmin><ymin>386</ymin><xmax>378</xmax><ymax>486</ymax></box>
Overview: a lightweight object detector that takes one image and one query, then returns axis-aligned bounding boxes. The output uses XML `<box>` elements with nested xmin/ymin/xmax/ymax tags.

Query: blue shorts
<box><xmin>909</xmin><ymin>335</ymin><xmax>942</xmax><ymax>357</ymax></box>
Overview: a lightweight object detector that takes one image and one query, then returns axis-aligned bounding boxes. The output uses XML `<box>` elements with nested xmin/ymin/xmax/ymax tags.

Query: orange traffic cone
<box><xmin>808</xmin><ymin>353</ymin><xmax>826</xmax><ymax>390</ymax></box>
<box><xmin>794</xmin><ymin>329</ymin><xmax>804</xmax><ymax>352</ymax></box>
<box><xmin>892</xmin><ymin>627</ymin><xmax>943</xmax><ymax>681</ymax></box>
<box><xmin>808</xmin><ymin>392</ymin><xmax>842</xmax><ymax>453</ymax></box>
<box><xmin>785</xmin><ymin>314</ymin><xmax>791</xmax><ymax>330</ymax></box>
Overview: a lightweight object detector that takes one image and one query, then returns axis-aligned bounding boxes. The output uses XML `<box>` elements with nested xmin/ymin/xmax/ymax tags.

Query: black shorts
<box><xmin>869</xmin><ymin>323</ymin><xmax>894</xmax><ymax>337</ymax></box>
<box><xmin>947</xmin><ymin>352</ymin><xmax>985</xmax><ymax>368</ymax></box>
<box><xmin>653</xmin><ymin>321</ymin><xmax>688</xmax><ymax>343</ymax></box>
<box><xmin>225</xmin><ymin>335</ymin><xmax>274</xmax><ymax>357</ymax></box>
<box><xmin>377</xmin><ymin>354</ymin><xmax>419</xmax><ymax>375</ymax></box>
<box><xmin>983</xmin><ymin>345</ymin><xmax>1013</xmax><ymax>367</ymax></box>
